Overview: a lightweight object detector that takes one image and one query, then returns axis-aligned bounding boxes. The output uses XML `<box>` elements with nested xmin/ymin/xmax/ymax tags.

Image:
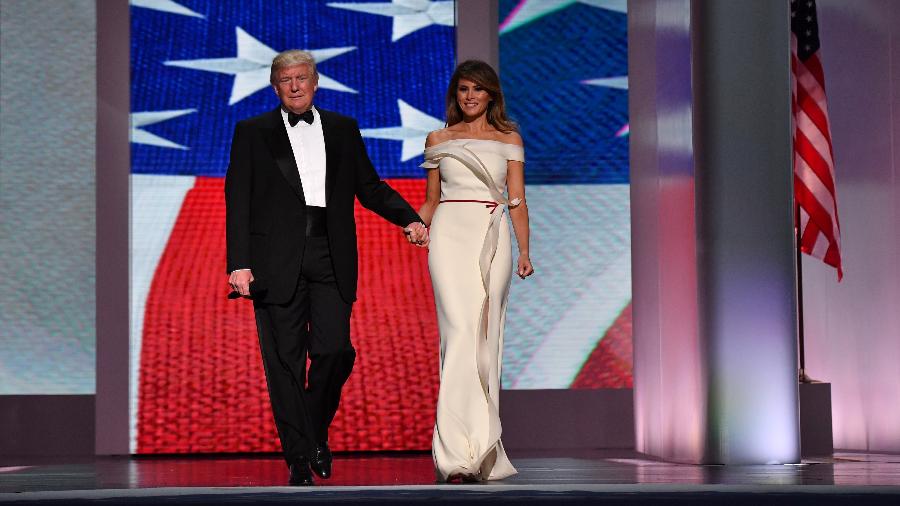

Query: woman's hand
<box><xmin>516</xmin><ymin>253</ymin><xmax>534</xmax><ymax>279</ymax></box>
<box><xmin>404</xmin><ymin>222</ymin><xmax>429</xmax><ymax>247</ymax></box>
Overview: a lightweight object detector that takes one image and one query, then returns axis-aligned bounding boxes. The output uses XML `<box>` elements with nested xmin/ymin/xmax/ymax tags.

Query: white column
<box><xmin>630</xmin><ymin>0</ymin><xmax>801</xmax><ymax>464</ymax></box>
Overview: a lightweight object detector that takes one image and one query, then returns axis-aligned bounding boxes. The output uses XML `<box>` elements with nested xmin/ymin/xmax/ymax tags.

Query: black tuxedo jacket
<box><xmin>225</xmin><ymin>107</ymin><xmax>421</xmax><ymax>305</ymax></box>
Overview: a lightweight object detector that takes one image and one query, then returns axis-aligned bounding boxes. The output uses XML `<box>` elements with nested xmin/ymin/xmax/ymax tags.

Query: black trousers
<box><xmin>253</xmin><ymin>236</ymin><xmax>355</xmax><ymax>463</ymax></box>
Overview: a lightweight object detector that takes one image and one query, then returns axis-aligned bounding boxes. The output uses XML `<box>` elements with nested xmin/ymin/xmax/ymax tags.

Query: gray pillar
<box><xmin>630</xmin><ymin>0</ymin><xmax>800</xmax><ymax>464</ymax></box>
<box><xmin>95</xmin><ymin>0</ymin><xmax>131</xmax><ymax>455</ymax></box>
<box><xmin>455</xmin><ymin>0</ymin><xmax>498</xmax><ymax>69</ymax></box>
<box><xmin>693</xmin><ymin>0</ymin><xmax>799</xmax><ymax>465</ymax></box>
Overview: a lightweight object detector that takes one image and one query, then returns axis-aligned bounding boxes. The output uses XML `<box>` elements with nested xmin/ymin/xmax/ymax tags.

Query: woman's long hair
<box><xmin>445</xmin><ymin>60</ymin><xmax>517</xmax><ymax>133</ymax></box>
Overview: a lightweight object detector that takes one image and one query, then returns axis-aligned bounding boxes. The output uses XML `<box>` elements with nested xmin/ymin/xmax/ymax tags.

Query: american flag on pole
<box><xmin>791</xmin><ymin>0</ymin><xmax>843</xmax><ymax>280</ymax></box>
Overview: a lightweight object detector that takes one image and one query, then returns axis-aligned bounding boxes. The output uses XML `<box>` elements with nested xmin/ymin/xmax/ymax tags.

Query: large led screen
<box><xmin>129</xmin><ymin>0</ymin><xmax>630</xmax><ymax>454</ymax></box>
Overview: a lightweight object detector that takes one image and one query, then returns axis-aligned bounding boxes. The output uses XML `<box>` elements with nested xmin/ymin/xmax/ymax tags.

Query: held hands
<box><xmin>404</xmin><ymin>222</ymin><xmax>429</xmax><ymax>247</ymax></box>
<box><xmin>517</xmin><ymin>253</ymin><xmax>534</xmax><ymax>279</ymax></box>
<box><xmin>229</xmin><ymin>269</ymin><xmax>254</xmax><ymax>298</ymax></box>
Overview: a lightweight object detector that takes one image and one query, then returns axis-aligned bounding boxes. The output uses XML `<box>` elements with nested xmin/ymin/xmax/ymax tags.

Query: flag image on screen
<box><xmin>129</xmin><ymin>0</ymin><xmax>631</xmax><ymax>454</ymax></box>
<box><xmin>498</xmin><ymin>0</ymin><xmax>632</xmax><ymax>389</ymax></box>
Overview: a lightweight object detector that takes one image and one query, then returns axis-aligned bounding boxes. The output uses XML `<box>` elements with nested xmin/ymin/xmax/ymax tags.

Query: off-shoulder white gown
<box><xmin>421</xmin><ymin>139</ymin><xmax>523</xmax><ymax>482</ymax></box>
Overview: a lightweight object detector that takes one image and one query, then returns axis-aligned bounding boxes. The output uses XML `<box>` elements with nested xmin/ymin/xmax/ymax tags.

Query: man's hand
<box><xmin>403</xmin><ymin>222</ymin><xmax>429</xmax><ymax>247</ymax></box>
<box><xmin>229</xmin><ymin>269</ymin><xmax>255</xmax><ymax>297</ymax></box>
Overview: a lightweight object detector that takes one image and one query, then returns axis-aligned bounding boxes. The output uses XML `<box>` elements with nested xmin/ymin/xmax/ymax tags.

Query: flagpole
<box><xmin>795</xmin><ymin>204</ymin><xmax>813</xmax><ymax>384</ymax></box>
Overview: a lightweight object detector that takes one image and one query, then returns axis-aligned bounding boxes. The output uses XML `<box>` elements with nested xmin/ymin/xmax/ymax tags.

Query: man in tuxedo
<box><xmin>225</xmin><ymin>50</ymin><xmax>427</xmax><ymax>486</ymax></box>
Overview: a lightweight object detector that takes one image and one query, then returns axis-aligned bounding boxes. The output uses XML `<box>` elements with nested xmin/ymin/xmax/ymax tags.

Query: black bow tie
<box><xmin>288</xmin><ymin>109</ymin><xmax>314</xmax><ymax>126</ymax></box>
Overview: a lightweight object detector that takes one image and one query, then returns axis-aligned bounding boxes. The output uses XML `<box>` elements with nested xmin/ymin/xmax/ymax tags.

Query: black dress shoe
<box><xmin>309</xmin><ymin>443</ymin><xmax>333</xmax><ymax>479</ymax></box>
<box><xmin>289</xmin><ymin>458</ymin><xmax>314</xmax><ymax>486</ymax></box>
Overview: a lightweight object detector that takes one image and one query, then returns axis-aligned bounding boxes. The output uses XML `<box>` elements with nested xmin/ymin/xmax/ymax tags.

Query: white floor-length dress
<box><xmin>421</xmin><ymin>139</ymin><xmax>523</xmax><ymax>482</ymax></box>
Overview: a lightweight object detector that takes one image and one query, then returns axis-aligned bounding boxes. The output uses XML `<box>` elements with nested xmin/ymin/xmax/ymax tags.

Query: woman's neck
<box><xmin>456</xmin><ymin>114</ymin><xmax>492</xmax><ymax>132</ymax></box>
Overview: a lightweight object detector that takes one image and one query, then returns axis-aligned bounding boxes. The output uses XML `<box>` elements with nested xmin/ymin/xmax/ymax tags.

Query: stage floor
<box><xmin>2</xmin><ymin>450</ymin><xmax>899</xmax><ymax>504</ymax></box>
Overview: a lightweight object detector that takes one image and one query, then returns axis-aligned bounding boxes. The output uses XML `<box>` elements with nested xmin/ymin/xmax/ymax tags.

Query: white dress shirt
<box><xmin>281</xmin><ymin>106</ymin><xmax>327</xmax><ymax>207</ymax></box>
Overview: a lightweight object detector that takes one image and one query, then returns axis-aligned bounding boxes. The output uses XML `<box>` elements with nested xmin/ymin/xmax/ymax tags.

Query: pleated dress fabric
<box><xmin>421</xmin><ymin>139</ymin><xmax>523</xmax><ymax>482</ymax></box>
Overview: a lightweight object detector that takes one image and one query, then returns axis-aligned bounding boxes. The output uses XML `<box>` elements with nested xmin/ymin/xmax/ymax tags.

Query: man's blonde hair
<box><xmin>270</xmin><ymin>50</ymin><xmax>318</xmax><ymax>84</ymax></box>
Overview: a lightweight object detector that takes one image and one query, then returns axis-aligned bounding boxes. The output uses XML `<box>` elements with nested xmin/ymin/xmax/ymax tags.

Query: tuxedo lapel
<box><xmin>319</xmin><ymin>109</ymin><xmax>342</xmax><ymax>205</ymax></box>
<box><xmin>261</xmin><ymin>108</ymin><xmax>305</xmax><ymax>203</ymax></box>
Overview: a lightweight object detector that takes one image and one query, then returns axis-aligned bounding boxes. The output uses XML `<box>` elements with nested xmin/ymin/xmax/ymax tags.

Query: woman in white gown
<box><xmin>417</xmin><ymin>60</ymin><xmax>534</xmax><ymax>482</ymax></box>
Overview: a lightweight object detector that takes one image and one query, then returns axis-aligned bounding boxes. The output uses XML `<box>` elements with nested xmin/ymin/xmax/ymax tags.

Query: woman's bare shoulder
<box><xmin>426</xmin><ymin>128</ymin><xmax>453</xmax><ymax>147</ymax></box>
<box><xmin>495</xmin><ymin>130</ymin><xmax>524</xmax><ymax>147</ymax></box>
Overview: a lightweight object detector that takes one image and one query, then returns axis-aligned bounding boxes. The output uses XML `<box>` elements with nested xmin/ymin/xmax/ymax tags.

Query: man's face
<box><xmin>273</xmin><ymin>64</ymin><xmax>317</xmax><ymax>114</ymax></box>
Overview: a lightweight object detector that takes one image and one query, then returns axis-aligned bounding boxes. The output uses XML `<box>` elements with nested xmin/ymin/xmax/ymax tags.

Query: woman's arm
<box><xmin>504</xmin><ymin>130</ymin><xmax>533</xmax><ymax>278</ymax></box>
<box><xmin>417</xmin><ymin>131</ymin><xmax>443</xmax><ymax>227</ymax></box>
<box><xmin>507</xmin><ymin>159</ymin><xmax>533</xmax><ymax>278</ymax></box>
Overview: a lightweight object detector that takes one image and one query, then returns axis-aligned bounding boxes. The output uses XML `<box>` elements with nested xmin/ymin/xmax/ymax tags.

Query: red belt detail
<box><xmin>440</xmin><ymin>199</ymin><xmax>500</xmax><ymax>214</ymax></box>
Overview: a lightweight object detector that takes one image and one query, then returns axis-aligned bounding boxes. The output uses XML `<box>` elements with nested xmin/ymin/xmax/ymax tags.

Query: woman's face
<box><xmin>456</xmin><ymin>78</ymin><xmax>492</xmax><ymax>119</ymax></box>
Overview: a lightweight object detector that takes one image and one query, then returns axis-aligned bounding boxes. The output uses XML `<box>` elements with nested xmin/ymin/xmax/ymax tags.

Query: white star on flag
<box><xmin>328</xmin><ymin>0</ymin><xmax>454</xmax><ymax>42</ymax></box>
<box><xmin>131</xmin><ymin>109</ymin><xmax>197</xmax><ymax>150</ymax></box>
<box><xmin>581</xmin><ymin>76</ymin><xmax>628</xmax><ymax>89</ymax></box>
<box><xmin>129</xmin><ymin>0</ymin><xmax>204</xmax><ymax>18</ymax></box>
<box><xmin>361</xmin><ymin>100</ymin><xmax>444</xmax><ymax>161</ymax></box>
<box><xmin>165</xmin><ymin>27</ymin><xmax>357</xmax><ymax>105</ymax></box>
<box><xmin>499</xmin><ymin>0</ymin><xmax>626</xmax><ymax>34</ymax></box>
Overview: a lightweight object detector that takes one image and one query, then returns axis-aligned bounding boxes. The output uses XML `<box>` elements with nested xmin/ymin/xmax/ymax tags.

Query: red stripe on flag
<box><xmin>794</xmin><ymin>129</ymin><xmax>837</xmax><ymax>196</ymax></box>
<box><xmin>803</xmin><ymin>53</ymin><xmax>827</xmax><ymax>91</ymax></box>
<box><xmin>570</xmin><ymin>303</ymin><xmax>633</xmax><ymax>389</ymax></box>
<box><xmin>794</xmin><ymin>175</ymin><xmax>837</xmax><ymax>244</ymax></box>
<box><xmin>795</xmin><ymin>81</ymin><xmax>833</xmax><ymax>149</ymax></box>
<box><xmin>799</xmin><ymin>210</ymin><xmax>821</xmax><ymax>251</ymax></box>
